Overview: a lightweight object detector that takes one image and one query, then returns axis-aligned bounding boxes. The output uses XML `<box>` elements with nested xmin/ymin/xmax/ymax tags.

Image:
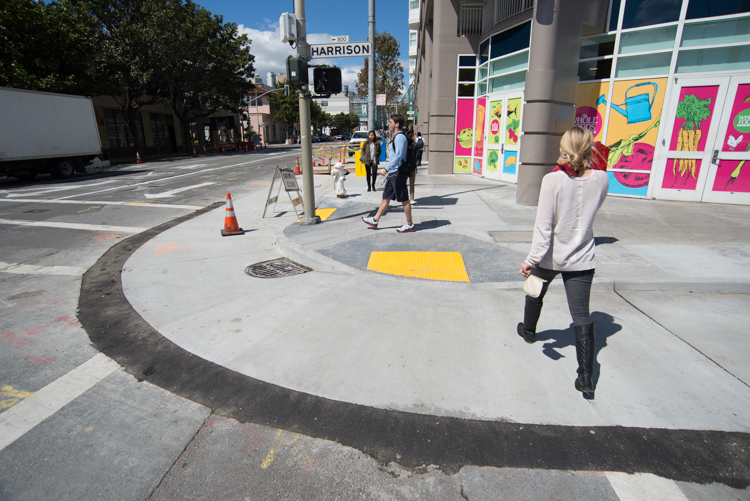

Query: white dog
<box><xmin>330</xmin><ymin>161</ymin><xmax>348</xmax><ymax>198</ymax></box>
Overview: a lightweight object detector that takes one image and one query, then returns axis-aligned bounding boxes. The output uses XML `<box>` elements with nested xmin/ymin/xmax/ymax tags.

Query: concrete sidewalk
<box><xmin>120</xmin><ymin>163</ymin><xmax>750</xmax><ymax>435</ymax></box>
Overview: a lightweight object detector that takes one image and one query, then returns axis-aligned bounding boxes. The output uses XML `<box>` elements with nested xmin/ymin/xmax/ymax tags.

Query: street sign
<box><xmin>330</xmin><ymin>35</ymin><xmax>349</xmax><ymax>43</ymax></box>
<box><xmin>376</xmin><ymin>94</ymin><xmax>386</xmax><ymax>106</ymax></box>
<box><xmin>309</xmin><ymin>42</ymin><xmax>372</xmax><ymax>59</ymax></box>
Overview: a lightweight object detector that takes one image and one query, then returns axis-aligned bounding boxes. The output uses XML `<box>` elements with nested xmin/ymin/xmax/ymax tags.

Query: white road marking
<box><xmin>173</xmin><ymin>163</ymin><xmax>208</xmax><ymax>170</ymax></box>
<box><xmin>606</xmin><ymin>472</ymin><xmax>689</xmax><ymax>501</ymax></box>
<box><xmin>6</xmin><ymin>180</ymin><xmax>116</xmax><ymax>198</ymax></box>
<box><xmin>0</xmin><ymin>198</ymin><xmax>202</xmax><ymax>210</ymax></box>
<box><xmin>0</xmin><ymin>353</ymin><xmax>119</xmax><ymax>452</ymax></box>
<box><xmin>0</xmin><ymin>261</ymin><xmax>86</xmax><ymax>276</ymax></box>
<box><xmin>0</xmin><ymin>218</ymin><xmax>145</xmax><ymax>233</ymax></box>
<box><xmin>144</xmin><ymin>182</ymin><xmax>215</xmax><ymax>199</ymax></box>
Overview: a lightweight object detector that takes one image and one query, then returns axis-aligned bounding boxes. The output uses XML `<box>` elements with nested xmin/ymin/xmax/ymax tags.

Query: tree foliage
<box><xmin>331</xmin><ymin>112</ymin><xmax>360</xmax><ymax>133</ymax></box>
<box><xmin>0</xmin><ymin>0</ymin><xmax>103</xmax><ymax>93</ymax></box>
<box><xmin>1</xmin><ymin>0</ymin><xmax>255</xmax><ymax>152</ymax></box>
<box><xmin>356</xmin><ymin>32</ymin><xmax>404</xmax><ymax>107</ymax></box>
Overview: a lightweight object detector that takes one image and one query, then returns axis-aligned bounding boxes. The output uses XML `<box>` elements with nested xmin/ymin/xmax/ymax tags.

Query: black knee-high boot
<box><xmin>517</xmin><ymin>296</ymin><xmax>542</xmax><ymax>344</ymax></box>
<box><xmin>574</xmin><ymin>323</ymin><xmax>595</xmax><ymax>394</ymax></box>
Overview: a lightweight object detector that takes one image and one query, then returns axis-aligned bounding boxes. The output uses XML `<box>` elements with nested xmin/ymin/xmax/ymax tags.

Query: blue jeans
<box><xmin>526</xmin><ymin>267</ymin><xmax>595</xmax><ymax>328</ymax></box>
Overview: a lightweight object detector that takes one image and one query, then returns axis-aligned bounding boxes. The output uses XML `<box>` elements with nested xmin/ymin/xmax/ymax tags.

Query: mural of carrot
<box><xmin>607</xmin><ymin>117</ymin><xmax>661</xmax><ymax>167</ymax></box>
<box><xmin>674</xmin><ymin>94</ymin><xmax>712</xmax><ymax>181</ymax></box>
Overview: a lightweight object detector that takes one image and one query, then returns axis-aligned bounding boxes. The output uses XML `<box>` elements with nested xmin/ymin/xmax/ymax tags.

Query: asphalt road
<box><xmin>1</xmin><ymin>148</ymin><xmax>748</xmax><ymax>500</ymax></box>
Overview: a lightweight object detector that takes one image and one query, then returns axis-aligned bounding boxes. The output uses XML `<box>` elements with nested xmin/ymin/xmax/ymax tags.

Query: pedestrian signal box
<box><xmin>313</xmin><ymin>66</ymin><xmax>342</xmax><ymax>96</ymax></box>
<box><xmin>286</xmin><ymin>56</ymin><xmax>308</xmax><ymax>86</ymax></box>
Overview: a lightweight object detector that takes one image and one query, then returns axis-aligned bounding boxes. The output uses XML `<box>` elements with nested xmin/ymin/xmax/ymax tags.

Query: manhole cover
<box><xmin>245</xmin><ymin>258</ymin><xmax>312</xmax><ymax>279</ymax></box>
<box><xmin>23</xmin><ymin>209</ymin><xmax>49</xmax><ymax>213</ymax></box>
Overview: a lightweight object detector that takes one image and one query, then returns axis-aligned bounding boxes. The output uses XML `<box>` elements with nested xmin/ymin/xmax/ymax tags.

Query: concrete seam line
<box><xmin>605</xmin><ymin>472</ymin><xmax>690</xmax><ymax>501</ymax></box>
<box><xmin>0</xmin><ymin>353</ymin><xmax>119</xmax><ymax>452</ymax></box>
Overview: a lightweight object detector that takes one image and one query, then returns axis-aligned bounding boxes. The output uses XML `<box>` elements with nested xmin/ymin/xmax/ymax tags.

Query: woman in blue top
<box><xmin>362</xmin><ymin>114</ymin><xmax>415</xmax><ymax>233</ymax></box>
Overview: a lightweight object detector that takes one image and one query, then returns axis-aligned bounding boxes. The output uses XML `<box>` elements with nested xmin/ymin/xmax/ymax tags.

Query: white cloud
<box><xmin>239</xmin><ymin>24</ymin><xmax>366</xmax><ymax>92</ymax></box>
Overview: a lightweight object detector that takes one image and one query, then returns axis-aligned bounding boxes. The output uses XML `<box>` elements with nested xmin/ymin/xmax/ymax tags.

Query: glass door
<box><xmin>701</xmin><ymin>76</ymin><xmax>750</xmax><ymax>205</ymax></box>
<box><xmin>484</xmin><ymin>92</ymin><xmax>522</xmax><ymax>182</ymax></box>
<box><xmin>653</xmin><ymin>76</ymin><xmax>730</xmax><ymax>202</ymax></box>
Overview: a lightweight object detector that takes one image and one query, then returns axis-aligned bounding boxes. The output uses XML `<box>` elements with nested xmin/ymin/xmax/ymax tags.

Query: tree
<box><xmin>331</xmin><ymin>112</ymin><xmax>360</xmax><ymax>133</ymax></box>
<box><xmin>310</xmin><ymin>101</ymin><xmax>331</xmax><ymax>133</ymax></box>
<box><xmin>267</xmin><ymin>81</ymin><xmax>300</xmax><ymax>140</ymax></box>
<box><xmin>0</xmin><ymin>0</ymin><xmax>103</xmax><ymax>94</ymax></box>
<box><xmin>156</xmin><ymin>1</ymin><xmax>255</xmax><ymax>151</ymax></box>
<box><xmin>356</xmin><ymin>32</ymin><xmax>404</xmax><ymax>108</ymax></box>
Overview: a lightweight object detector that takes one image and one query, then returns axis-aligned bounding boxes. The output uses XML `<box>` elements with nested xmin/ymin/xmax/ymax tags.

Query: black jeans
<box><xmin>525</xmin><ymin>267</ymin><xmax>595</xmax><ymax>329</ymax></box>
<box><xmin>365</xmin><ymin>163</ymin><xmax>378</xmax><ymax>189</ymax></box>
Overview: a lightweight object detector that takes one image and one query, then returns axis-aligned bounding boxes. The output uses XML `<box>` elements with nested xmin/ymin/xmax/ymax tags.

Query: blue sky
<box><xmin>196</xmin><ymin>0</ymin><xmax>411</xmax><ymax>93</ymax></box>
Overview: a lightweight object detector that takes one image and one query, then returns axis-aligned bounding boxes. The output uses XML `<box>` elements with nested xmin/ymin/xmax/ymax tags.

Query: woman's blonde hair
<box><xmin>558</xmin><ymin>126</ymin><xmax>594</xmax><ymax>172</ymax></box>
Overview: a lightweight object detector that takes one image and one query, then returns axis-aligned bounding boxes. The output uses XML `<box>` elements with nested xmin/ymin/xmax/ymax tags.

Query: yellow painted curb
<box><xmin>297</xmin><ymin>208</ymin><xmax>337</xmax><ymax>222</ymax></box>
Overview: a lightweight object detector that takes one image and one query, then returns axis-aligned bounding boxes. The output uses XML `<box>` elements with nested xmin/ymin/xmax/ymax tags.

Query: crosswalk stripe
<box><xmin>0</xmin><ymin>353</ymin><xmax>119</xmax><ymax>451</ymax></box>
<box><xmin>0</xmin><ymin>218</ymin><xmax>145</xmax><ymax>233</ymax></box>
<box><xmin>0</xmin><ymin>198</ymin><xmax>202</xmax><ymax>210</ymax></box>
<box><xmin>606</xmin><ymin>472</ymin><xmax>689</xmax><ymax>501</ymax></box>
<box><xmin>0</xmin><ymin>261</ymin><xmax>85</xmax><ymax>276</ymax></box>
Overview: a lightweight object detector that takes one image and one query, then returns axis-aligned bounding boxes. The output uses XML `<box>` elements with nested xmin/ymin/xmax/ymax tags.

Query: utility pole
<box><xmin>295</xmin><ymin>0</ymin><xmax>320</xmax><ymax>225</ymax></box>
<box><xmin>368</xmin><ymin>0</ymin><xmax>375</xmax><ymax>132</ymax></box>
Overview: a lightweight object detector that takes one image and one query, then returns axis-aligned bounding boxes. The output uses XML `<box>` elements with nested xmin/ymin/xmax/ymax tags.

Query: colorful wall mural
<box><xmin>455</xmin><ymin>157</ymin><xmax>471</xmax><ymax>172</ymax></box>
<box><xmin>662</xmin><ymin>85</ymin><xmax>718</xmax><ymax>190</ymax></box>
<box><xmin>455</xmin><ymin>99</ymin><xmax>475</xmax><ymax>158</ymax></box>
<box><xmin>474</xmin><ymin>97</ymin><xmax>486</xmax><ymax>159</ymax></box>
<box><xmin>487</xmin><ymin>150</ymin><xmax>499</xmax><ymax>172</ymax></box>
<box><xmin>506</xmin><ymin>97</ymin><xmax>522</xmax><ymax>146</ymax></box>
<box><xmin>503</xmin><ymin>151</ymin><xmax>517</xmax><ymax>175</ymax></box>
<box><xmin>603</xmin><ymin>78</ymin><xmax>667</xmax><ymax>196</ymax></box>
<box><xmin>488</xmin><ymin>100</ymin><xmax>502</xmax><ymax>145</ymax></box>
<box><xmin>575</xmin><ymin>82</ymin><xmax>608</xmax><ymax>142</ymax></box>
<box><xmin>712</xmin><ymin>83</ymin><xmax>750</xmax><ymax>193</ymax></box>
<box><xmin>473</xmin><ymin>158</ymin><xmax>483</xmax><ymax>175</ymax></box>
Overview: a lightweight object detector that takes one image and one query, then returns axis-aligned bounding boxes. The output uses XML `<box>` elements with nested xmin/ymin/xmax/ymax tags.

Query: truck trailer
<box><xmin>0</xmin><ymin>87</ymin><xmax>109</xmax><ymax>181</ymax></box>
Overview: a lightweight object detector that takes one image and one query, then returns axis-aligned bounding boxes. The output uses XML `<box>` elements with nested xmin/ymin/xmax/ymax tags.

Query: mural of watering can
<box><xmin>597</xmin><ymin>82</ymin><xmax>658</xmax><ymax>124</ymax></box>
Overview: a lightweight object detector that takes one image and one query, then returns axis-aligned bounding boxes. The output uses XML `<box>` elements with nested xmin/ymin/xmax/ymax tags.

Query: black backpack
<box><xmin>396</xmin><ymin>132</ymin><xmax>417</xmax><ymax>174</ymax></box>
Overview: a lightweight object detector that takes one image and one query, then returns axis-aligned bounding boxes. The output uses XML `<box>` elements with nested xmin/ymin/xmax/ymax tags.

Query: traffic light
<box><xmin>313</xmin><ymin>66</ymin><xmax>342</xmax><ymax>96</ymax></box>
<box><xmin>286</xmin><ymin>56</ymin><xmax>308</xmax><ymax>86</ymax></box>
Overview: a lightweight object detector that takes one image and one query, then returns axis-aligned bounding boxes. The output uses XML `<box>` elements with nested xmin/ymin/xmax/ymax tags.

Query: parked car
<box><xmin>340</xmin><ymin>132</ymin><xmax>351</xmax><ymax>141</ymax></box>
<box><xmin>348</xmin><ymin>130</ymin><xmax>370</xmax><ymax>156</ymax></box>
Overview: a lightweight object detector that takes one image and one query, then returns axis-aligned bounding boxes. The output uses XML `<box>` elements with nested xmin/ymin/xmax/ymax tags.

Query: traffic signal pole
<box><xmin>295</xmin><ymin>0</ymin><xmax>320</xmax><ymax>225</ymax></box>
<box><xmin>368</xmin><ymin>0</ymin><xmax>375</xmax><ymax>132</ymax></box>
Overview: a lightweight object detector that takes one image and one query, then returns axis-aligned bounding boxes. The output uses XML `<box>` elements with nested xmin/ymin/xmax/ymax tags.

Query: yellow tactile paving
<box><xmin>297</xmin><ymin>208</ymin><xmax>336</xmax><ymax>222</ymax></box>
<box><xmin>367</xmin><ymin>251</ymin><xmax>470</xmax><ymax>282</ymax></box>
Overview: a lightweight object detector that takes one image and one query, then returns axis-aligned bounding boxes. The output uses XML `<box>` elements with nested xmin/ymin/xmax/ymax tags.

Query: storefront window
<box><xmin>459</xmin><ymin>55</ymin><xmax>476</xmax><ymax>67</ymax></box>
<box><xmin>459</xmin><ymin>68</ymin><xmax>476</xmax><ymax>82</ymax></box>
<box><xmin>619</xmin><ymin>25</ymin><xmax>677</xmax><ymax>54</ymax></box>
<box><xmin>681</xmin><ymin>17</ymin><xmax>750</xmax><ymax>47</ymax></box>
<box><xmin>579</xmin><ymin>58</ymin><xmax>613</xmax><ymax>81</ymax></box>
<box><xmin>479</xmin><ymin>40</ymin><xmax>489</xmax><ymax>65</ymax></box>
<box><xmin>622</xmin><ymin>0</ymin><xmax>680</xmax><ymax>30</ymax></box>
<box><xmin>477</xmin><ymin>81</ymin><xmax>487</xmax><ymax>96</ymax></box>
<box><xmin>580</xmin><ymin>35</ymin><xmax>615</xmax><ymax>59</ymax></box>
<box><xmin>609</xmin><ymin>0</ymin><xmax>622</xmax><ymax>31</ymax></box>
<box><xmin>686</xmin><ymin>0</ymin><xmax>750</xmax><ymax>20</ymax></box>
<box><xmin>489</xmin><ymin>22</ymin><xmax>530</xmax><ymax>60</ymax></box>
<box><xmin>103</xmin><ymin>109</ymin><xmax>145</xmax><ymax>149</ymax></box>
<box><xmin>479</xmin><ymin>64</ymin><xmax>488</xmax><ymax>80</ymax></box>
<box><xmin>616</xmin><ymin>52</ymin><xmax>672</xmax><ymax>77</ymax></box>
<box><xmin>490</xmin><ymin>51</ymin><xmax>529</xmax><ymax>77</ymax></box>
<box><xmin>676</xmin><ymin>45</ymin><xmax>750</xmax><ymax>72</ymax></box>
<box><xmin>489</xmin><ymin>71</ymin><xmax>526</xmax><ymax>92</ymax></box>
<box><xmin>458</xmin><ymin>84</ymin><xmax>475</xmax><ymax>97</ymax></box>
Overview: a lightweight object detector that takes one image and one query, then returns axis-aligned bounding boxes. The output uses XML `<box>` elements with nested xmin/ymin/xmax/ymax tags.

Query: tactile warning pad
<box><xmin>366</xmin><ymin>251</ymin><xmax>470</xmax><ymax>282</ymax></box>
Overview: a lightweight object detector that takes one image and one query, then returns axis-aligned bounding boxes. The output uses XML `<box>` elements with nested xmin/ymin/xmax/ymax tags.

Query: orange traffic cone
<box><xmin>295</xmin><ymin>157</ymin><xmax>301</xmax><ymax>175</ymax></box>
<box><xmin>136</xmin><ymin>151</ymin><xmax>142</xmax><ymax>164</ymax></box>
<box><xmin>220</xmin><ymin>193</ymin><xmax>245</xmax><ymax>237</ymax></box>
<box><xmin>312</xmin><ymin>153</ymin><xmax>316</xmax><ymax>167</ymax></box>
<box><xmin>221</xmin><ymin>144</ymin><xmax>225</xmax><ymax>154</ymax></box>
<box><xmin>192</xmin><ymin>146</ymin><xmax>197</xmax><ymax>157</ymax></box>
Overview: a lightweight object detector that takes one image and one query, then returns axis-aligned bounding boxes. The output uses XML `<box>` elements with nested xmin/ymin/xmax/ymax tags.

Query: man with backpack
<box><xmin>362</xmin><ymin>114</ymin><xmax>415</xmax><ymax>233</ymax></box>
<box><xmin>406</xmin><ymin>130</ymin><xmax>419</xmax><ymax>205</ymax></box>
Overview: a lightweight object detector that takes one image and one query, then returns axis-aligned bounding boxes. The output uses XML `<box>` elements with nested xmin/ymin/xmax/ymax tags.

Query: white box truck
<box><xmin>0</xmin><ymin>86</ymin><xmax>109</xmax><ymax>180</ymax></box>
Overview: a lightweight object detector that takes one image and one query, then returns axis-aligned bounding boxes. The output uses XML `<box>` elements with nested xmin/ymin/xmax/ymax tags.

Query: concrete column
<box><xmin>517</xmin><ymin>0</ymin><xmax>608</xmax><ymax>205</ymax></box>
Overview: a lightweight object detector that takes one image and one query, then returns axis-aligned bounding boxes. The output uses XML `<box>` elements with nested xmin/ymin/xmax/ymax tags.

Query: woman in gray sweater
<box><xmin>518</xmin><ymin>126</ymin><xmax>609</xmax><ymax>396</ymax></box>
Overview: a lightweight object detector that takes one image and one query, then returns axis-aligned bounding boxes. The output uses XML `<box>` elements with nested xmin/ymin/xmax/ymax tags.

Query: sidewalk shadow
<box><xmin>534</xmin><ymin>311</ymin><xmax>621</xmax><ymax>397</ymax></box>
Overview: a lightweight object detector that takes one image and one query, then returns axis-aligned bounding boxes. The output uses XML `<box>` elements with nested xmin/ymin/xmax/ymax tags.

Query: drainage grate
<box><xmin>245</xmin><ymin>258</ymin><xmax>312</xmax><ymax>279</ymax></box>
<box><xmin>24</xmin><ymin>209</ymin><xmax>49</xmax><ymax>213</ymax></box>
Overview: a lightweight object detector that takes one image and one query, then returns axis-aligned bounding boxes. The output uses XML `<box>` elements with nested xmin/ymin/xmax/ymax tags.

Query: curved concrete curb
<box><xmin>76</xmin><ymin>207</ymin><xmax>750</xmax><ymax>487</ymax></box>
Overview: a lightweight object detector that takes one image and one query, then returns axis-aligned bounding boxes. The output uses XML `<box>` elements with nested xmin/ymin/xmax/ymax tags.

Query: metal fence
<box><xmin>482</xmin><ymin>0</ymin><xmax>534</xmax><ymax>33</ymax></box>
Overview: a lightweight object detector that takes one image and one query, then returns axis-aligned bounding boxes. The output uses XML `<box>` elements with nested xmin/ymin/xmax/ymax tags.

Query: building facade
<box><xmin>413</xmin><ymin>0</ymin><xmax>750</xmax><ymax>205</ymax></box>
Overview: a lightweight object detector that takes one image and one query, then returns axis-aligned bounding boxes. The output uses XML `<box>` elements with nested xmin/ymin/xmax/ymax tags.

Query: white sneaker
<box><xmin>362</xmin><ymin>216</ymin><xmax>378</xmax><ymax>229</ymax></box>
<box><xmin>410</xmin><ymin>199</ymin><xmax>417</xmax><ymax>205</ymax></box>
<box><xmin>397</xmin><ymin>223</ymin><xmax>416</xmax><ymax>233</ymax></box>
